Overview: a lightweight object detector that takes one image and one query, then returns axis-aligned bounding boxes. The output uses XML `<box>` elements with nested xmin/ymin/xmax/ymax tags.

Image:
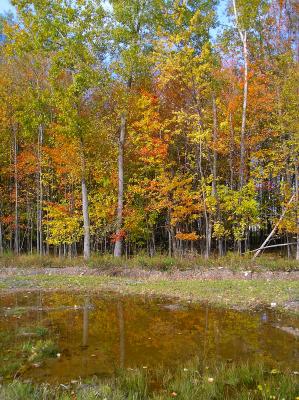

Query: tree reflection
<box><xmin>117</xmin><ymin>302</ymin><xmax>125</xmax><ymax>368</ymax></box>
<box><xmin>82</xmin><ymin>296</ymin><xmax>89</xmax><ymax>347</ymax></box>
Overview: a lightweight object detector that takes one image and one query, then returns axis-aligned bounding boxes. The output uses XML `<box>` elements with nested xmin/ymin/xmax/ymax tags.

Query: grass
<box><xmin>0</xmin><ymin>360</ymin><xmax>298</xmax><ymax>399</ymax></box>
<box><xmin>0</xmin><ymin>252</ymin><xmax>298</xmax><ymax>272</ymax></box>
<box><xmin>0</xmin><ymin>274</ymin><xmax>298</xmax><ymax>312</ymax></box>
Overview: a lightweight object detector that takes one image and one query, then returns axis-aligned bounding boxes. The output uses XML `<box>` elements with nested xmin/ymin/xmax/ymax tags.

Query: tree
<box><xmin>108</xmin><ymin>0</ymin><xmax>165</xmax><ymax>257</ymax></box>
<box><xmin>11</xmin><ymin>0</ymin><xmax>106</xmax><ymax>259</ymax></box>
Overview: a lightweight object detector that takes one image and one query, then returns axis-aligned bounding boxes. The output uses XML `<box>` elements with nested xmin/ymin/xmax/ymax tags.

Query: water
<box><xmin>0</xmin><ymin>291</ymin><xmax>298</xmax><ymax>383</ymax></box>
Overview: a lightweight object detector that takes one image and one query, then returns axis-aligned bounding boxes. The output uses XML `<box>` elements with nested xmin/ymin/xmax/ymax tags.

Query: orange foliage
<box><xmin>175</xmin><ymin>231</ymin><xmax>199</xmax><ymax>241</ymax></box>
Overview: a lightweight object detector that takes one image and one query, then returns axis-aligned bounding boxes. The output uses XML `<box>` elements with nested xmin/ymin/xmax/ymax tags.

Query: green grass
<box><xmin>0</xmin><ymin>360</ymin><xmax>298</xmax><ymax>399</ymax></box>
<box><xmin>0</xmin><ymin>252</ymin><xmax>298</xmax><ymax>272</ymax></box>
<box><xmin>0</xmin><ymin>274</ymin><xmax>298</xmax><ymax>312</ymax></box>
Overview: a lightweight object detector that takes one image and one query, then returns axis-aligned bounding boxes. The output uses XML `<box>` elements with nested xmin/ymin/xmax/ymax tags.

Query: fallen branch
<box><xmin>248</xmin><ymin>242</ymin><xmax>297</xmax><ymax>253</ymax></box>
<box><xmin>253</xmin><ymin>194</ymin><xmax>295</xmax><ymax>259</ymax></box>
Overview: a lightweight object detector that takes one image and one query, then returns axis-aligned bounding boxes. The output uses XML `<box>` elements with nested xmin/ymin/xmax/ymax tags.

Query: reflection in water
<box><xmin>118</xmin><ymin>302</ymin><xmax>125</xmax><ymax>368</ymax></box>
<box><xmin>261</xmin><ymin>312</ymin><xmax>268</xmax><ymax>322</ymax></box>
<box><xmin>202</xmin><ymin>305</ymin><xmax>209</xmax><ymax>366</ymax></box>
<box><xmin>82</xmin><ymin>296</ymin><xmax>90</xmax><ymax>373</ymax></box>
<box><xmin>82</xmin><ymin>297</ymin><xmax>89</xmax><ymax>348</ymax></box>
<box><xmin>0</xmin><ymin>291</ymin><xmax>298</xmax><ymax>383</ymax></box>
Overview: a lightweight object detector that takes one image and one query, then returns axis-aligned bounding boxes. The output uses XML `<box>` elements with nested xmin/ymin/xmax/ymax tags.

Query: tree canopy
<box><xmin>0</xmin><ymin>0</ymin><xmax>298</xmax><ymax>259</ymax></box>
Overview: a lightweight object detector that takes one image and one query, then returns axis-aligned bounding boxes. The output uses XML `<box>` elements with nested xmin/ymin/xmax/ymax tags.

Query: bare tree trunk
<box><xmin>212</xmin><ymin>96</ymin><xmax>217</xmax><ymax>197</ymax></box>
<box><xmin>81</xmin><ymin>177</ymin><xmax>90</xmax><ymax>260</ymax></box>
<box><xmin>168</xmin><ymin>227</ymin><xmax>172</xmax><ymax>257</ymax></box>
<box><xmin>150</xmin><ymin>231</ymin><xmax>156</xmax><ymax>257</ymax></box>
<box><xmin>295</xmin><ymin>165</ymin><xmax>299</xmax><ymax>260</ymax></box>
<box><xmin>80</xmin><ymin>139</ymin><xmax>90</xmax><ymax>260</ymax></box>
<box><xmin>197</xmin><ymin>139</ymin><xmax>211</xmax><ymax>259</ymax></box>
<box><xmin>26</xmin><ymin>195</ymin><xmax>30</xmax><ymax>253</ymax></box>
<box><xmin>13</xmin><ymin>126</ymin><xmax>19</xmax><ymax>255</ymax></box>
<box><xmin>114</xmin><ymin>112</ymin><xmax>126</xmax><ymax>257</ymax></box>
<box><xmin>170</xmin><ymin>223</ymin><xmax>177</xmax><ymax>257</ymax></box>
<box><xmin>239</xmin><ymin>31</ymin><xmax>248</xmax><ymax>188</ymax></box>
<box><xmin>229</xmin><ymin>113</ymin><xmax>234</xmax><ymax>189</ymax></box>
<box><xmin>212</xmin><ymin>95</ymin><xmax>223</xmax><ymax>256</ymax></box>
<box><xmin>81</xmin><ymin>172</ymin><xmax>90</xmax><ymax>260</ymax></box>
<box><xmin>37</xmin><ymin>124</ymin><xmax>43</xmax><ymax>255</ymax></box>
<box><xmin>233</xmin><ymin>0</ymin><xmax>248</xmax><ymax>188</ymax></box>
<box><xmin>0</xmin><ymin>212</ymin><xmax>3</xmax><ymax>254</ymax></box>
<box><xmin>30</xmin><ymin>211</ymin><xmax>33</xmax><ymax>254</ymax></box>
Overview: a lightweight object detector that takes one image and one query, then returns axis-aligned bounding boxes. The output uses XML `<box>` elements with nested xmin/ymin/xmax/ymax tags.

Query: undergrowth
<box><xmin>0</xmin><ymin>252</ymin><xmax>298</xmax><ymax>272</ymax></box>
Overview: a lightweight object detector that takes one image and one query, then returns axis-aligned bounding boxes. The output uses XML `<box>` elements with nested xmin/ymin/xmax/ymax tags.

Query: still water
<box><xmin>0</xmin><ymin>291</ymin><xmax>298</xmax><ymax>382</ymax></box>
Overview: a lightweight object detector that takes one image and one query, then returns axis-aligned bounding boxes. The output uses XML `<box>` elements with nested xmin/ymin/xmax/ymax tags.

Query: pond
<box><xmin>0</xmin><ymin>291</ymin><xmax>298</xmax><ymax>383</ymax></box>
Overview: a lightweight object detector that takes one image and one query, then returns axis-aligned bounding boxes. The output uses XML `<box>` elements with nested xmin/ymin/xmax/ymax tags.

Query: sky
<box><xmin>0</xmin><ymin>0</ymin><xmax>14</xmax><ymax>14</ymax></box>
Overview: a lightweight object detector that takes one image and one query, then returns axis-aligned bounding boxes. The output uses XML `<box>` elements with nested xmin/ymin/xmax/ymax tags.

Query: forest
<box><xmin>0</xmin><ymin>0</ymin><xmax>298</xmax><ymax>261</ymax></box>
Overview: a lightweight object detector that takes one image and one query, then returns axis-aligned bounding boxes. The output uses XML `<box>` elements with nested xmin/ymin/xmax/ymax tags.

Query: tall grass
<box><xmin>0</xmin><ymin>252</ymin><xmax>298</xmax><ymax>271</ymax></box>
<box><xmin>0</xmin><ymin>360</ymin><xmax>298</xmax><ymax>400</ymax></box>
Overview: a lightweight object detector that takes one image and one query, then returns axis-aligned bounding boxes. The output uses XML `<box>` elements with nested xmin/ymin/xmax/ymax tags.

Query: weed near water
<box><xmin>0</xmin><ymin>360</ymin><xmax>298</xmax><ymax>400</ymax></box>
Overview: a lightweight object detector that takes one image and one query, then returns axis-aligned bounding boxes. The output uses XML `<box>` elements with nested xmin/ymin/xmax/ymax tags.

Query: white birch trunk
<box><xmin>81</xmin><ymin>176</ymin><xmax>90</xmax><ymax>260</ymax></box>
<box><xmin>79</xmin><ymin>138</ymin><xmax>91</xmax><ymax>260</ymax></box>
<box><xmin>232</xmin><ymin>0</ymin><xmax>248</xmax><ymax>188</ymax></box>
<box><xmin>114</xmin><ymin>112</ymin><xmax>126</xmax><ymax>257</ymax></box>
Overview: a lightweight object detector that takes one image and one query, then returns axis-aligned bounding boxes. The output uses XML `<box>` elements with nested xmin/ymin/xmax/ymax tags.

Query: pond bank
<box><xmin>0</xmin><ymin>270</ymin><xmax>298</xmax><ymax>314</ymax></box>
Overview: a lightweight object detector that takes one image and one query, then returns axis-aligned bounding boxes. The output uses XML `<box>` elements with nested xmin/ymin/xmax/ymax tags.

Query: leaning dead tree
<box><xmin>253</xmin><ymin>194</ymin><xmax>295</xmax><ymax>259</ymax></box>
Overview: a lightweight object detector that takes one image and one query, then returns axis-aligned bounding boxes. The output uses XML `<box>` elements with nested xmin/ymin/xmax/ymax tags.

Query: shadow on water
<box><xmin>0</xmin><ymin>290</ymin><xmax>298</xmax><ymax>383</ymax></box>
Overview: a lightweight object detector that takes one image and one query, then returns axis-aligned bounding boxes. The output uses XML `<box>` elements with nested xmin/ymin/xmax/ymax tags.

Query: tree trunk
<box><xmin>80</xmin><ymin>140</ymin><xmax>91</xmax><ymax>260</ymax></box>
<box><xmin>197</xmin><ymin>139</ymin><xmax>211</xmax><ymax>259</ymax></box>
<box><xmin>295</xmin><ymin>165</ymin><xmax>299</xmax><ymax>260</ymax></box>
<box><xmin>239</xmin><ymin>31</ymin><xmax>248</xmax><ymax>188</ymax></box>
<box><xmin>150</xmin><ymin>231</ymin><xmax>156</xmax><ymax>257</ymax></box>
<box><xmin>13</xmin><ymin>125</ymin><xmax>19</xmax><ymax>255</ymax></box>
<box><xmin>229</xmin><ymin>113</ymin><xmax>234</xmax><ymax>189</ymax></box>
<box><xmin>212</xmin><ymin>95</ymin><xmax>223</xmax><ymax>256</ymax></box>
<box><xmin>37</xmin><ymin>124</ymin><xmax>43</xmax><ymax>255</ymax></box>
<box><xmin>0</xmin><ymin>215</ymin><xmax>3</xmax><ymax>254</ymax></box>
<box><xmin>81</xmin><ymin>176</ymin><xmax>90</xmax><ymax>260</ymax></box>
<box><xmin>212</xmin><ymin>95</ymin><xmax>217</xmax><ymax>196</ymax></box>
<box><xmin>170</xmin><ymin>223</ymin><xmax>177</xmax><ymax>257</ymax></box>
<box><xmin>114</xmin><ymin>112</ymin><xmax>126</xmax><ymax>257</ymax></box>
<box><xmin>232</xmin><ymin>0</ymin><xmax>248</xmax><ymax>188</ymax></box>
